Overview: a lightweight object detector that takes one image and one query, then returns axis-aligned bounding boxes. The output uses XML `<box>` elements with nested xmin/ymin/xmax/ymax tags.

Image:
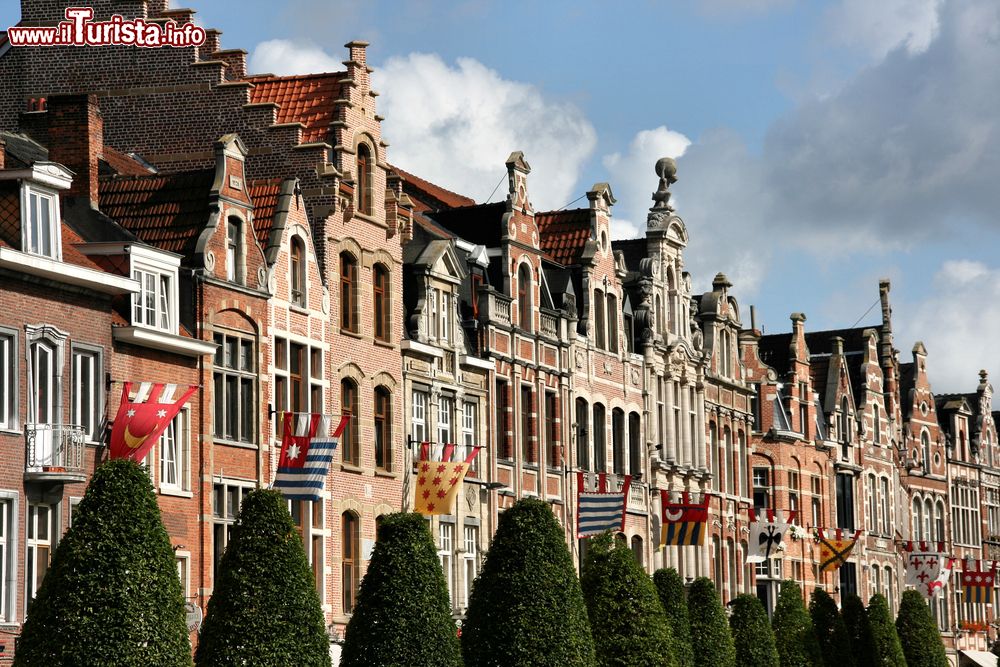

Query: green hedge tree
<box><xmin>772</xmin><ymin>580</ymin><xmax>821</xmax><ymax>667</ymax></box>
<box><xmin>581</xmin><ymin>533</ymin><xmax>675</xmax><ymax>666</ymax></box>
<box><xmin>462</xmin><ymin>497</ymin><xmax>596</xmax><ymax>666</ymax></box>
<box><xmin>809</xmin><ymin>589</ymin><xmax>855</xmax><ymax>667</ymax></box>
<box><xmin>687</xmin><ymin>577</ymin><xmax>736</xmax><ymax>667</ymax></box>
<box><xmin>195</xmin><ymin>489</ymin><xmax>329</xmax><ymax>666</ymax></box>
<box><xmin>867</xmin><ymin>594</ymin><xmax>905</xmax><ymax>667</ymax></box>
<box><xmin>730</xmin><ymin>594</ymin><xmax>780</xmax><ymax>667</ymax></box>
<box><xmin>896</xmin><ymin>590</ymin><xmax>948</xmax><ymax>667</ymax></box>
<box><xmin>341</xmin><ymin>513</ymin><xmax>460</xmax><ymax>667</ymax></box>
<box><xmin>654</xmin><ymin>569</ymin><xmax>695</xmax><ymax>667</ymax></box>
<box><xmin>15</xmin><ymin>459</ymin><xmax>190</xmax><ymax>666</ymax></box>
<box><xmin>840</xmin><ymin>594</ymin><xmax>875</xmax><ymax>667</ymax></box>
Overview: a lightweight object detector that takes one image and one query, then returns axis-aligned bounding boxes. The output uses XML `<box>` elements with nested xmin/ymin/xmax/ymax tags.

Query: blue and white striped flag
<box><xmin>576</xmin><ymin>472</ymin><xmax>632</xmax><ymax>537</ymax></box>
<box><xmin>273</xmin><ymin>413</ymin><xmax>348</xmax><ymax>502</ymax></box>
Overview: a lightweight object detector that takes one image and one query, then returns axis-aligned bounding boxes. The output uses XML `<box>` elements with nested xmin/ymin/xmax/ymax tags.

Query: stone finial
<box><xmin>979</xmin><ymin>369</ymin><xmax>989</xmax><ymax>388</ymax></box>
<box><xmin>651</xmin><ymin>157</ymin><xmax>677</xmax><ymax>211</ymax></box>
<box><xmin>712</xmin><ymin>272</ymin><xmax>732</xmax><ymax>290</ymax></box>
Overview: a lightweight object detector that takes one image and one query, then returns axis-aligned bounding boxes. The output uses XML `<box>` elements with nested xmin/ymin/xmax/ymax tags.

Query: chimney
<box><xmin>46</xmin><ymin>94</ymin><xmax>103</xmax><ymax>207</ymax></box>
<box><xmin>790</xmin><ymin>312</ymin><xmax>807</xmax><ymax>362</ymax></box>
<box><xmin>0</xmin><ymin>135</ymin><xmax>5</xmax><ymax>171</ymax></box>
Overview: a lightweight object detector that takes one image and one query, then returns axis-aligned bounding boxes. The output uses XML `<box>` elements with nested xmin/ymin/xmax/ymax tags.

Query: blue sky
<box><xmin>6</xmin><ymin>0</ymin><xmax>999</xmax><ymax>398</ymax></box>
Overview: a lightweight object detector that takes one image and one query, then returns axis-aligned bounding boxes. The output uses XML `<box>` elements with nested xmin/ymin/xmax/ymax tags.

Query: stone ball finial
<box><xmin>655</xmin><ymin>157</ymin><xmax>678</xmax><ymax>184</ymax></box>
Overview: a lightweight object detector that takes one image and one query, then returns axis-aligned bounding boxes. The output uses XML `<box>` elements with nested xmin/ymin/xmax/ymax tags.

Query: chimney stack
<box><xmin>46</xmin><ymin>94</ymin><xmax>103</xmax><ymax>208</ymax></box>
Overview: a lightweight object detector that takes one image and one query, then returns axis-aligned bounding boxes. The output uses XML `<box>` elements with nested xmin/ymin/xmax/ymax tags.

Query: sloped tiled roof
<box><xmin>246</xmin><ymin>72</ymin><xmax>344</xmax><ymax>144</ymax></box>
<box><xmin>98</xmin><ymin>170</ymin><xmax>214</xmax><ymax>256</ymax></box>
<box><xmin>100</xmin><ymin>145</ymin><xmax>154</xmax><ymax>177</ymax></box>
<box><xmin>536</xmin><ymin>208</ymin><xmax>591</xmax><ymax>265</ymax></box>
<box><xmin>391</xmin><ymin>164</ymin><xmax>476</xmax><ymax>213</ymax></box>
<box><xmin>248</xmin><ymin>179</ymin><xmax>283</xmax><ymax>246</ymax></box>
<box><xmin>425</xmin><ymin>202</ymin><xmax>507</xmax><ymax>247</ymax></box>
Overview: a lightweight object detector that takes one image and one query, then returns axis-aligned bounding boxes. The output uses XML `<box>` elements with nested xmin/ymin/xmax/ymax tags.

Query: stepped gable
<box><xmin>98</xmin><ymin>170</ymin><xmax>214</xmax><ymax>256</ymax></box>
<box><xmin>391</xmin><ymin>164</ymin><xmax>475</xmax><ymax>213</ymax></box>
<box><xmin>536</xmin><ymin>208</ymin><xmax>591</xmax><ymax>265</ymax></box>
<box><xmin>246</xmin><ymin>72</ymin><xmax>344</xmax><ymax>144</ymax></box>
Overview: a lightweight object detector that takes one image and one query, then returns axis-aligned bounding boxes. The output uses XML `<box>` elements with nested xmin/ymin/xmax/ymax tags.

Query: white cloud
<box><xmin>825</xmin><ymin>0</ymin><xmax>943</xmax><ymax>59</ymax></box>
<box><xmin>374</xmin><ymin>53</ymin><xmax>597</xmax><ymax>209</ymax></box>
<box><xmin>248</xmin><ymin>39</ymin><xmax>342</xmax><ymax>76</ymax></box>
<box><xmin>897</xmin><ymin>260</ymin><xmax>1000</xmax><ymax>399</ymax></box>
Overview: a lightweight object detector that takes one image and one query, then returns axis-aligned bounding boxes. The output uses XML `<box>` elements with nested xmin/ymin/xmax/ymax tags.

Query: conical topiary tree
<box><xmin>772</xmin><ymin>580</ymin><xmax>821</xmax><ymax>667</ymax></box>
<box><xmin>654</xmin><ymin>568</ymin><xmax>695</xmax><ymax>667</ymax></box>
<box><xmin>809</xmin><ymin>589</ymin><xmax>855</xmax><ymax>667</ymax></box>
<box><xmin>730</xmin><ymin>594</ymin><xmax>780</xmax><ymax>667</ymax></box>
<box><xmin>341</xmin><ymin>513</ymin><xmax>461</xmax><ymax>666</ymax></box>
<box><xmin>15</xmin><ymin>459</ymin><xmax>190</xmax><ymax>666</ymax></box>
<box><xmin>581</xmin><ymin>533</ymin><xmax>675</xmax><ymax>666</ymax></box>
<box><xmin>896</xmin><ymin>590</ymin><xmax>947</xmax><ymax>667</ymax></box>
<box><xmin>840</xmin><ymin>594</ymin><xmax>875</xmax><ymax>667</ymax></box>
<box><xmin>462</xmin><ymin>497</ymin><xmax>596</xmax><ymax>666</ymax></box>
<box><xmin>195</xmin><ymin>489</ymin><xmax>329</xmax><ymax>666</ymax></box>
<box><xmin>687</xmin><ymin>577</ymin><xmax>736</xmax><ymax>667</ymax></box>
<box><xmin>867</xmin><ymin>594</ymin><xmax>905</xmax><ymax>667</ymax></box>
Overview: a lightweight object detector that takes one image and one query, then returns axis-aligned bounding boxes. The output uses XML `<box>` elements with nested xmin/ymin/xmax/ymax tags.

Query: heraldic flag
<box><xmin>273</xmin><ymin>413</ymin><xmax>349</xmax><ymax>502</ymax></box>
<box><xmin>817</xmin><ymin>528</ymin><xmax>862</xmax><ymax>572</ymax></box>
<box><xmin>414</xmin><ymin>443</ymin><xmax>480</xmax><ymax>516</ymax></box>
<box><xmin>960</xmin><ymin>559</ymin><xmax>996</xmax><ymax>604</ymax></box>
<box><xmin>577</xmin><ymin>472</ymin><xmax>631</xmax><ymax>538</ymax></box>
<box><xmin>660</xmin><ymin>491</ymin><xmax>711</xmax><ymax>547</ymax></box>
<box><xmin>747</xmin><ymin>509</ymin><xmax>797</xmax><ymax>563</ymax></box>
<box><xmin>903</xmin><ymin>541</ymin><xmax>956</xmax><ymax>599</ymax></box>
<box><xmin>110</xmin><ymin>382</ymin><xmax>198</xmax><ymax>461</ymax></box>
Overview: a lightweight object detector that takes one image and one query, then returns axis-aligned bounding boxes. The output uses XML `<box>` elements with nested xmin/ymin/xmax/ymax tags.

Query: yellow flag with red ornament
<box><xmin>413</xmin><ymin>443</ymin><xmax>479</xmax><ymax>515</ymax></box>
<box><xmin>817</xmin><ymin>528</ymin><xmax>862</xmax><ymax>572</ymax></box>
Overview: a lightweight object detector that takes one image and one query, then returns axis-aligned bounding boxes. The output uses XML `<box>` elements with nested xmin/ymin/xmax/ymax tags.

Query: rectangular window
<box><xmin>289</xmin><ymin>499</ymin><xmax>324</xmax><ymax>597</ymax></box>
<box><xmin>836</xmin><ymin>473</ymin><xmax>855</xmax><ymax>530</ymax></box>
<box><xmin>463</xmin><ymin>525</ymin><xmax>479</xmax><ymax>608</ymax></box>
<box><xmin>26</xmin><ymin>502</ymin><xmax>55</xmax><ymax>612</ymax></box>
<box><xmin>462</xmin><ymin>401</ymin><xmax>478</xmax><ymax>475</ymax></box>
<box><xmin>607</xmin><ymin>294</ymin><xmax>619</xmax><ymax>353</ymax></box>
<box><xmin>753</xmin><ymin>468</ymin><xmax>770</xmax><ymax>509</ymax></box>
<box><xmin>0</xmin><ymin>499</ymin><xmax>11</xmax><ymax>621</ymax></box>
<box><xmin>131</xmin><ymin>268</ymin><xmax>173</xmax><ymax>330</ymax></box>
<box><xmin>880</xmin><ymin>478</ymin><xmax>890</xmax><ymax>536</ymax></box>
<box><xmin>439</xmin><ymin>291</ymin><xmax>452</xmax><ymax>343</ymax></box>
<box><xmin>839</xmin><ymin>562</ymin><xmax>858</xmax><ymax>597</ymax></box>
<box><xmin>159</xmin><ymin>409</ymin><xmax>190</xmax><ymax>493</ymax></box>
<box><xmin>439</xmin><ymin>522</ymin><xmax>455</xmax><ymax>608</ymax></box>
<box><xmin>176</xmin><ymin>554</ymin><xmax>190</xmax><ymax>601</ymax></box>
<box><xmin>497</xmin><ymin>381</ymin><xmax>512</xmax><ymax>460</ymax></box>
<box><xmin>411</xmin><ymin>390</ymin><xmax>428</xmax><ymax>442</ymax></box>
<box><xmin>0</xmin><ymin>331</ymin><xmax>14</xmax><ymax>430</ymax></box>
<box><xmin>212</xmin><ymin>482</ymin><xmax>251</xmax><ymax>580</ymax></box>
<box><xmin>594</xmin><ymin>290</ymin><xmax>606</xmax><ymax>350</ymax></box>
<box><xmin>521</xmin><ymin>386</ymin><xmax>534</xmax><ymax>464</ymax></box>
<box><xmin>71</xmin><ymin>346</ymin><xmax>101</xmax><ymax>442</ymax></box>
<box><xmin>545</xmin><ymin>392</ymin><xmax>557</xmax><ymax>468</ymax></box>
<box><xmin>23</xmin><ymin>185</ymin><xmax>59</xmax><ymax>259</ymax></box>
<box><xmin>438</xmin><ymin>396</ymin><xmax>454</xmax><ymax>445</ymax></box>
<box><xmin>798</xmin><ymin>382</ymin><xmax>809</xmax><ymax>438</ymax></box>
<box><xmin>213</xmin><ymin>332</ymin><xmax>256</xmax><ymax>444</ymax></box>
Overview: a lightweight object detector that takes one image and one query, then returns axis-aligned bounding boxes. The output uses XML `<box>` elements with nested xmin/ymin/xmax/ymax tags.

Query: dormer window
<box><xmin>129</xmin><ymin>249</ymin><xmax>180</xmax><ymax>333</ymax></box>
<box><xmin>22</xmin><ymin>183</ymin><xmax>60</xmax><ymax>260</ymax></box>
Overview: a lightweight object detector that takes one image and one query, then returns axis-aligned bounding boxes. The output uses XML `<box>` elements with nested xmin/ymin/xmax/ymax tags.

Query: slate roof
<box><xmin>612</xmin><ymin>238</ymin><xmax>647</xmax><ymax>273</ymax></box>
<box><xmin>246</xmin><ymin>73</ymin><xmax>344</xmax><ymax>144</ymax></box>
<box><xmin>424</xmin><ymin>202</ymin><xmax>507</xmax><ymax>247</ymax></box>
<box><xmin>391</xmin><ymin>164</ymin><xmax>475</xmax><ymax>213</ymax></box>
<box><xmin>98</xmin><ymin>170</ymin><xmax>214</xmax><ymax>255</ymax></box>
<box><xmin>536</xmin><ymin>208</ymin><xmax>591</xmax><ymax>265</ymax></box>
<box><xmin>757</xmin><ymin>333</ymin><xmax>793</xmax><ymax>375</ymax></box>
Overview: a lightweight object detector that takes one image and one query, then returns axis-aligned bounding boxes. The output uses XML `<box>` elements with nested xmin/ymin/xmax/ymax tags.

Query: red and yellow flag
<box><xmin>414</xmin><ymin>443</ymin><xmax>479</xmax><ymax>515</ymax></box>
<box><xmin>817</xmin><ymin>528</ymin><xmax>862</xmax><ymax>572</ymax></box>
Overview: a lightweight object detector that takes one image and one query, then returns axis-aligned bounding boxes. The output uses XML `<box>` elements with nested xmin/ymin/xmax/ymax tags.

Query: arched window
<box><xmin>594</xmin><ymin>288</ymin><xmax>605</xmax><ymax>348</ymax></box>
<box><xmin>912</xmin><ymin>497</ymin><xmax>922</xmax><ymax>540</ymax></box>
<box><xmin>987</xmin><ymin>433</ymin><xmax>994</xmax><ymax>468</ymax></box>
<box><xmin>612</xmin><ymin>408</ymin><xmax>625</xmax><ymax>474</ymax></box>
<box><xmin>653</xmin><ymin>294</ymin><xmax>661</xmax><ymax>333</ymax></box>
<box><xmin>607</xmin><ymin>292</ymin><xmax>619</xmax><ymax>353</ymax></box>
<box><xmin>921</xmin><ymin>431</ymin><xmax>931</xmax><ymax>473</ymax></box>
<box><xmin>867</xmin><ymin>474</ymin><xmax>878</xmax><ymax>534</ymax></box>
<box><xmin>935</xmin><ymin>499</ymin><xmax>945</xmax><ymax>542</ymax></box>
<box><xmin>724</xmin><ymin>426</ymin><xmax>734</xmax><ymax>495</ymax></box>
<box><xmin>342</xmin><ymin>512</ymin><xmax>359</xmax><ymax>613</ymax></box>
<box><xmin>631</xmin><ymin>535</ymin><xmax>644</xmax><ymax>566</ymax></box>
<box><xmin>738</xmin><ymin>431</ymin><xmax>748</xmax><ymax>496</ymax></box>
<box><xmin>840</xmin><ymin>397</ymin><xmax>850</xmax><ymax>443</ymax></box>
<box><xmin>341</xmin><ymin>379</ymin><xmax>359</xmax><ymax>465</ymax></box>
<box><xmin>374</xmin><ymin>386</ymin><xmax>391</xmax><ymax>470</ymax></box>
<box><xmin>874</xmin><ymin>405</ymin><xmax>881</xmax><ymax>445</ymax></box>
<box><xmin>666</xmin><ymin>270</ymin><xmax>676</xmax><ymax>335</ymax></box>
<box><xmin>340</xmin><ymin>252</ymin><xmax>358</xmax><ymax>333</ymax></box>
<box><xmin>226</xmin><ymin>217</ymin><xmax>243</xmax><ymax>283</ymax></box>
<box><xmin>290</xmin><ymin>236</ymin><xmax>306</xmax><ymax>306</ymax></box>
<box><xmin>710</xmin><ymin>422</ymin><xmax>719</xmax><ymax>491</ymax></box>
<box><xmin>628</xmin><ymin>412</ymin><xmax>642</xmax><ymax>476</ymax></box>
<box><xmin>720</xmin><ymin>328</ymin><xmax>730</xmax><ymax>377</ymax></box>
<box><xmin>373</xmin><ymin>263</ymin><xmax>390</xmax><ymax>342</ymax></box>
<box><xmin>518</xmin><ymin>263</ymin><xmax>532</xmax><ymax>331</ymax></box>
<box><xmin>576</xmin><ymin>398</ymin><xmax>590</xmax><ymax>470</ymax></box>
<box><xmin>923</xmin><ymin>498</ymin><xmax>933</xmax><ymax>542</ymax></box>
<box><xmin>593</xmin><ymin>403</ymin><xmax>606</xmax><ymax>473</ymax></box>
<box><xmin>357</xmin><ymin>143</ymin><xmax>373</xmax><ymax>215</ymax></box>
<box><xmin>726</xmin><ymin>538</ymin><xmax>737</xmax><ymax>603</ymax></box>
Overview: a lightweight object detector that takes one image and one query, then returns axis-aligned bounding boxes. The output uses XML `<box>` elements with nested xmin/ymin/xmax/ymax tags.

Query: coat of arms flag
<box><xmin>817</xmin><ymin>528</ymin><xmax>862</xmax><ymax>572</ymax></box>
<box><xmin>903</xmin><ymin>541</ymin><xmax>955</xmax><ymax>599</ymax></box>
<box><xmin>960</xmin><ymin>559</ymin><xmax>996</xmax><ymax>604</ymax></box>
<box><xmin>110</xmin><ymin>382</ymin><xmax>198</xmax><ymax>461</ymax></box>
<box><xmin>576</xmin><ymin>472</ymin><xmax>631</xmax><ymax>538</ymax></box>
<box><xmin>413</xmin><ymin>443</ymin><xmax>480</xmax><ymax>516</ymax></box>
<box><xmin>660</xmin><ymin>490</ymin><xmax>711</xmax><ymax>547</ymax></box>
<box><xmin>746</xmin><ymin>509</ymin><xmax>797</xmax><ymax>563</ymax></box>
<box><xmin>273</xmin><ymin>413</ymin><xmax>349</xmax><ymax>502</ymax></box>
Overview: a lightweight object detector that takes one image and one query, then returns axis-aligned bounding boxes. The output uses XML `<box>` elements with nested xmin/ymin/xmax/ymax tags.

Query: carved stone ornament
<box><xmin>267</xmin><ymin>269</ymin><xmax>277</xmax><ymax>293</ymax></box>
<box><xmin>630</xmin><ymin>368</ymin><xmax>640</xmax><ymax>386</ymax></box>
<box><xmin>204</xmin><ymin>251</ymin><xmax>216</xmax><ymax>272</ymax></box>
<box><xmin>322</xmin><ymin>286</ymin><xmax>330</xmax><ymax>315</ymax></box>
<box><xmin>257</xmin><ymin>266</ymin><xmax>267</xmax><ymax>289</ymax></box>
<box><xmin>575</xmin><ymin>350</ymin><xmax>585</xmax><ymax>370</ymax></box>
<box><xmin>647</xmin><ymin>210</ymin><xmax>671</xmax><ymax>230</ymax></box>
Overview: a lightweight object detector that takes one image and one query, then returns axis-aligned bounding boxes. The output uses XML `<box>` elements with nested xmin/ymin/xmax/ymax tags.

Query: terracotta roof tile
<box><xmin>61</xmin><ymin>224</ymin><xmax>107</xmax><ymax>272</ymax></box>
<box><xmin>98</xmin><ymin>171</ymin><xmax>214</xmax><ymax>255</ymax></box>
<box><xmin>390</xmin><ymin>164</ymin><xmax>475</xmax><ymax>212</ymax></box>
<box><xmin>248</xmin><ymin>179</ymin><xmax>283</xmax><ymax>246</ymax></box>
<box><xmin>536</xmin><ymin>208</ymin><xmax>592</xmax><ymax>265</ymax></box>
<box><xmin>101</xmin><ymin>145</ymin><xmax>154</xmax><ymax>177</ymax></box>
<box><xmin>246</xmin><ymin>73</ymin><xmax>343</xmax><ymax>144</ymax></box>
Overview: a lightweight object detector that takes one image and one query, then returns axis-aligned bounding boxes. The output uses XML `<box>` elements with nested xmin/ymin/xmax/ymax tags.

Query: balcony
<box><xmin>485</xmin><ymin>291</ymin><xmax>512</xmax><ymax>326</ymax></box>
<box><xmin>613</xmin><ymin>476</ymin><xmax>649</xmax><ymax>514</ymax></box>
<box><xmin>540</xmin><ymin>310</ymin><xmax>559</xmax><ymax>338</ymax></box>
<box><xmin>25</xmin><ymin>424</ymin><xmax>87</xmax><ymax>483</ymax></box>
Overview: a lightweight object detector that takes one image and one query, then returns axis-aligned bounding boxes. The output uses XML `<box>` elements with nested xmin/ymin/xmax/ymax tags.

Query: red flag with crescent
<box><xmin>109</xmin><ymin>382</ymin><xmax>198</xmax><ymax>461</ymax></box>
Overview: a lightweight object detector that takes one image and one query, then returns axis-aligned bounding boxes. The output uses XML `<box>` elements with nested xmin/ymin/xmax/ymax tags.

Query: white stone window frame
<box><xmin>411</xmin><ymin>390</ymin><xmax>428</xmax><ymax>443</ymax></box>
<box><xmin>159</xmin><ymin>407</ymin><xmax>192</xmax><ymax>497</ymax></box>
<box><xmin>462</xmin><ymin>523</ymin><xmax>479</xmax><ymax>608</ymax></box>
<box><xmin>21</xmin><ymin>182</ymin><xmax>61</xmax><ymax>260</ymax></box>
<box><xmin>0</xmin><ymin>493</ymin><xmax>17</xmax><ymax>624</ymax></box>
<box><xmin>0</xmin><ymin>327</ymin><xmax>17</xmax><ymax>433</ymax></box>
<box><xmin>70</xmin><ymin>342</ymin><xmax>103</xmax><ymax>443</ymax></box>
<box><xmin>130</xmin><ymin>248</ymin><xmax>180</xmax><ymax>334</ymax></box>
